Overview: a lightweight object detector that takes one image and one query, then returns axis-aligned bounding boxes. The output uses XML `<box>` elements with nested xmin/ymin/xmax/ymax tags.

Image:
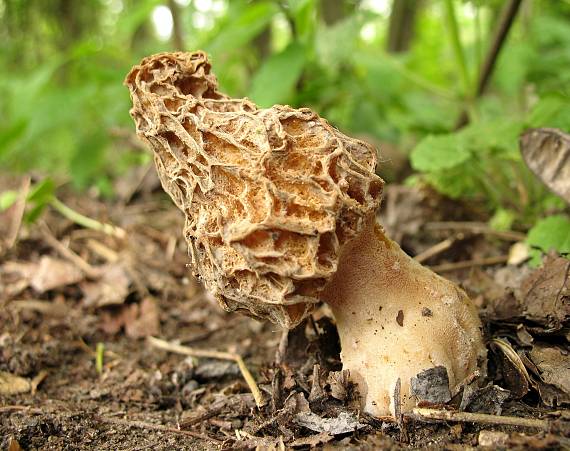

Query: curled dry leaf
<box><xmin>519</xmin><ymin>255</ymin><xmax>569</xmax><ymax>329</ymax></box>
<box><xmin>0</xmin><ymin>371</ymin><xmax>31</xmax><ymax>395</ymax></box>
<box><xmin>460</xmin><ymin>383</ymin><xmax>510</xmax><ymax>415</ymax></box>
<box><xmin>489</xmin><ymin>338</ymin><xmax>531</xmax><ymax>398</ymax></box>
<box><xmin>294</xmin><ymin>411</ymin><xmax>365</xmax><ymax>435</ymax></box>
<box><xmin>528</xmin><ymin>344</ymin><xmax>570</xmax><ymax>406</ymax></box>
<box><xmin>81</xmin><ymin>263</ymin><xmax>131</xmax><ymax>307</ymax></box>
<box><xmin>30</xmin><ymin>256</ymin><xmax>85</xmax><ymax>293</ymax></box>
<box><xmin>520</xmin><ymin>128</ymin><xmax>570</xmax><ymax>204</ymax></box>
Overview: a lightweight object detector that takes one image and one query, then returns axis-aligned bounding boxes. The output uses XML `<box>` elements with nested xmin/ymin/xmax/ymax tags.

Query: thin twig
<box><xmin>0</xmin><ymin>405</ymin><xmax>43</xmax><ymax>414</ymax></box>
<box><xmin>412</xmin><ymin>407</ymin><xmax>550</xmax><ymax>430</ymax></box>
<box><xmin>86</xmin><ymin>239</ymin><xmax>120</xmax><ymax>263</ymax></box>
<box><xmin>40</xmin><ymin>223</ymin><xmax>100</xmax><ymax>278</ymax></box>
<box><xmin>147</xmin><ymin>336</ymin><xmax>266</xmax><ymax>408</ymax></box>
<box><xmin>414</xmin><ymin>238</ymin><xmax>456</xmax><ymax>264</ymax></box>
<box><xmin>424</xmin><ymin>221</ymin><xmax>526</xmax><ymax>241</ymax></box>
<box><xmin>179</xmin><ymin>406</ymin><xmax>225</xmax><ymax>429</ymax></box>
<box><xmin>429</xmin><ymin>255</ymin><xmax>509</xmax><ymax>272</ymax></box>
<box><xmin>8</xmin><ymin>300</ymin><xmax>69</xmax><ymax>317</ymax></box>
<box><xmin>95</xmin><ymin>416</ymin><xmax>224</xmax><ymax>443</ymax></box>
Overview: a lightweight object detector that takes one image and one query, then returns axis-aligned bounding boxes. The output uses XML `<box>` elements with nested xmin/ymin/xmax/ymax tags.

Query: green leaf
<box><xmin>206</xmin><ymin>2</ymin><xmax>278</xmax><ymax>55</ymax></box>
<box><xmin>0</xmin><ymin>120</ymin><xmax>28</xmax><ymax>159</ymax></box>
<box><xmin>249</xmin><ymin>43</ymin><xmax>306</xmax><ymax>107</ymax></box>
<box><xmin>27</xmin><ymin>178</ymin><xmax>56</xmax><ymax>205</ymax></box>
<box><xmin>0</xmin><ymin>190</ymin><xmax>18</xmax><ymax>211</ymax></box>
<box><xmin>410</xmin><ymin>134</ymin><xmax>471</xmax><ymax>172</ymax></box>
<box><xmin>489</xmin><ymin>209</ymin><xmax>516</xmax><ymax>232</ymax></box>
<box><xmin>70</xmin><ymin>132</ymin><xmax>107</xmax><ymax>190</ymax></box>
<box><xmin>527</xmin><ymin>215</ymin><xmax>570</xmax><ymax>265</ymax></box>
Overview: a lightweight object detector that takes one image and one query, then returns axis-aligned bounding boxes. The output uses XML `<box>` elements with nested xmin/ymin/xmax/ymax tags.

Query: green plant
<box><xmin>0</xmin><ymin>178</ymin><xmax>124</xmax><ymax>237</ymax></box>
<box><xmin>526</xmin><ymin>215</ymin><xmax>570</xmax><ymax>266</ymax></box>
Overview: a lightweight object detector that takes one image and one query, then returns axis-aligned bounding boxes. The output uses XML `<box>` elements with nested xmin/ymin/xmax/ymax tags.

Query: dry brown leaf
<box><xmin>100</xmin><ymin>297</ymin><xmax>159</xmax><ymax>338</ymax></box>
<box><xmin>520</xmin><ymin>255</ymin><xmax>570</xmax><ymax>329</ymax></box>
<box><xmin>0</xmin><ymin>371</ymin><xmax>31</xmax><ymax>395</ymax></box>
<box><xmin>528</xmin><ymin>344</ymin><xmax>570</xmax><ymax>406</ymax></box>
<box><xmin>82</xmin><ymin>262</ymin><xmax>131</xmax><ymax>307</ymax></box>
<box><xmin>294</xmin><ymin>411</ymin><xmax>364</xmax><ymax>434</ymax></box>
<box><xmin>30</xmin><ymin>256</ymin><xmax>84</xmax><ymax>292</ymax></box>
<box><xmin>124</xmin><ymin>297</ymin><xmax>160</xmax><ymax>338</ymax></box>
<box><xmin>520</xmin><ymin>128</ymin><xmax>570</xmax><ymax>204</ymax></box>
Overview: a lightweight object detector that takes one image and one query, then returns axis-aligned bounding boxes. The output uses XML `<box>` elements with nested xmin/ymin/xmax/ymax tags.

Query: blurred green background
<box><xmin>1</xmin><ymin>0</ymin><xmax>569</xmax><ymax>234</ymax></box>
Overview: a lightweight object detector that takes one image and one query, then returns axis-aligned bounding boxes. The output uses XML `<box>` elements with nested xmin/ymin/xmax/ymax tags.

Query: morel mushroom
<box><xmin>125</xmin><ymin>51</ymin><xmax>486</xmax><ymax>417</ymax></box>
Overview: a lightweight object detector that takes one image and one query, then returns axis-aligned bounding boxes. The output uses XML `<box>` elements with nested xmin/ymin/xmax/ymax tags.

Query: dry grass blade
<box><xmin>147</xmin><ymin>336</ymin><xmax>265</xmax><ymax>408</ymax></box>
<box><xmin>414</xmin><ymin>237</ymin><xmax>455</xmax><ymax>263</ymax></box>
<box><xmin>430</xmin><ymin>255</ymin><xmax>509</xmax><ymax>272</ymax></box>
<box><xmin>424</xmin><ymin>222</ymin><xmax>526</xmax><ymax>241</ymax></box>
<box><xmin>412</xmin><ymin>407</ymin><xmax>550</xmax><ymax>430</ymax></box>
<box><xmin>40</xmin><ymin>223</ymin><xmax>100</xmax><ymax>278</ymax></box>
<box><xmin>95</xmin><ymin>416</ymin><xmax>224</xmax><ymax>443</ymax></box>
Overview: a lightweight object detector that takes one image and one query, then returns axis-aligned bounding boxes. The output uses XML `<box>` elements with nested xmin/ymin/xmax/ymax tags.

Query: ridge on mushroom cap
<box><xmin>125</xmin><ymin>51</ymin><xmax>384</xmax><ymax>328</ymax></box>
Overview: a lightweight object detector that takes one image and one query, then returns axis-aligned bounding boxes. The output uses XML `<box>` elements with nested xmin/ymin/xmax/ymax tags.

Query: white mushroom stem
<box><xmin>320</xmin><ymin>219</ymin><xmax>486</xmax><ymax>417</ymax></box>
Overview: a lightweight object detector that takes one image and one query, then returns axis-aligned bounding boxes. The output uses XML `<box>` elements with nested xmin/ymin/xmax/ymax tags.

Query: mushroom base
<box><xmin>320</xmin><ymin>219</ymin><xmax>486</xmax><ymax>417</ymax></box>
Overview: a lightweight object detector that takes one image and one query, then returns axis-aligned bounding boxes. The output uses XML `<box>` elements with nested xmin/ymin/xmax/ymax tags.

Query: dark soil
<box><xmin>1</xmin><ymin>178</ymin><xmax>569</xmax><ymax>450</ymax></box>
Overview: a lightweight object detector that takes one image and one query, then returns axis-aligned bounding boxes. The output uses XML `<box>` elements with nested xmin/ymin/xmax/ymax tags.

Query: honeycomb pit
<box><xmin>125</xmin><ymin>51</ymin><xmax>486</xmax><ymax>417</ymax></box>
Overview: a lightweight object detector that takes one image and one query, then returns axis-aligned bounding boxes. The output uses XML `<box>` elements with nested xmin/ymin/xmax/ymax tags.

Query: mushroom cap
<box><xmin>125</xmin><ymin>52</ymin><xmax>384</xmax><ymax>328</ymax></box>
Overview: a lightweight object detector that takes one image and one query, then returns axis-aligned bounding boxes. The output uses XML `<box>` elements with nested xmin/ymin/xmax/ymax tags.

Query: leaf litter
<box><xmin>1</xmin><ymin>174</ymin><xmax>569</xmax><ymax>450</ymax></box>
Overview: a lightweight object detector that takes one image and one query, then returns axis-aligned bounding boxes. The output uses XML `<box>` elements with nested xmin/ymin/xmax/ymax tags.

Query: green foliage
<box><xmin>0</xmin><ymin>190</ymin><xmax>18</xmax><ymax>211</ymax></box>
<box><xmin>249</xmin><ymin>42</ymin><xmax>306</xmax><ymax>107</ymax></box>
<box><xmin>25</xmin><ymin>178</ymin><xmax>56</xmax><ymax>223</ymax></box>
<box><xmin>527</xmin><ymin>216</ymin><xmax>570</xmax><ymax>266</ymax></box>
<box><xmin>0</xmin><ymin>0</ymin><xmax>569</xmax><ymax>259</ymax></box>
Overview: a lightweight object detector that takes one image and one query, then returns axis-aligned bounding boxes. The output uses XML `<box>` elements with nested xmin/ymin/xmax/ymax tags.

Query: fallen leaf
<box><xmin>460</xmin><ymin>384</ymin><xmax>510</xmax><ymax>414</ymax></box>
<box><xmin>528</xmin><ymin>344</ymin><xmax>570</xmax><ymax>406</ymax></box>
<box><xmin>7</xmin><ymin>436</ymin><xmax>24</xmax><ymax>451</ymax></box>
<box><xmin>326</xmin><ymin>370</ymin><xmax>351</xmax><ymax>402</ymax></box>
<box><xmin>124</xmin><ymin>297</ymin><xmax>160</xmax><ymax>338</ymax></box>
<box><xmin>520</xmin><ymin>128</ymin><xmax>570</xmax><ymax>204</ymax></box>
<box><xmin>100</xmin><ymin>297</ymin><xmax>159</xmax><ymax>338</ymax></box>
<box><xmin>519</xmin><ymin>255</ymin><xmax>569</xmax><ymax>329</ymax></box>
<box><xmin>294</xmin><ymin>411</ymin><xmax>364</xmax><ymax>435</ymax></box>
<box><xmin>0</xmin><ymin>371</ymin><xmax>31</xmax><ymax>395</ymax></box>
<box><xmin>194</xmin><ymin>360</ymin><xmax>240</xmax><ymax>381</ymax></box>
<box><xmin>490</xmin><ymin>338</ymin><xmax>531</xmax><ymax>398</ymax></box>
<box><xmin>30</xmin><ymin>256</ymin><xmax>84</xmax><ymax>293</ymax></box>
<box><xmin>82</xmin><ymin>263</ymin><xmax>131</xmax><ymax>307</ymax></box>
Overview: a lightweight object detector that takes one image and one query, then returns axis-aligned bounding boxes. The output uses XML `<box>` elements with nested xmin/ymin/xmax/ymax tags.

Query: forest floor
<box><xmin>0</xmin><ymin>171</ymin><xmax>569</xmax><ymax>450</ymax></box>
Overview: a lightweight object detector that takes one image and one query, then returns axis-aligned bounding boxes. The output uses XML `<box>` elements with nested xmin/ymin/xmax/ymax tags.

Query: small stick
<box><xmin>412</xmin><ymin>407</ymin><xmax>549</xmax><ymax>430</ymax></box>
<box><xmin>148</xmin><ymin>336</ymin><xmax>266</xmax><ymax>408</ymax></box>
<box><xmin>430</xmin><ymin>255</ymin><xmax>508</xmax><ymax>273</ymax></box>
<box><xmin>40</xmin><ymin>223</ymin><xmax>100</xmax><ymax>278</ymax></box>
<box><xmin>179</xmin><ymin>406</ymin><xmax>225</xmax><ymax>429</ymax></box>
<box><xmin>414</xmin><ymin>238</ymin><xmax>455</xmax><ymax>264</ymax></box>
<box><xmin>30</xmin><ymin>370</ymin><xmax>48</xmax><ymax>395</ymax></box>
<box><xmin>424</xmin><ymin>222</ymin><xmax>525</xmax><ymax>241</ymax></box>
<box><xmin>95</xmin><ymin>416</ymin><xmax>224</xmax><ymax>443</ymax></box>
<box><xmin>86</xmin><ymin>239</ymin><xmax>120</xmax><ymax>263</ymax></box>
<box><xmin>8</xmin><ymin>300</ymin><xmax>69</xmax><ymax>317</ymax></box>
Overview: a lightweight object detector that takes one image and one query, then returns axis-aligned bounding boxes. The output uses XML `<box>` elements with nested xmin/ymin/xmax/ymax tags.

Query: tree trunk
<box><xmin>387</xmin><ymin>0</ymin><xmax>421</xmax><ymax>53</ymax></box>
